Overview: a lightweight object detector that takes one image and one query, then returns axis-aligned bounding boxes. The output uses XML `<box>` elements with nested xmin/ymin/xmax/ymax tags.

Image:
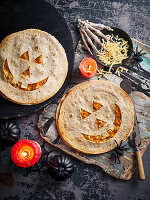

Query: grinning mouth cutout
<box><xmin>80</xmin><ymin>103</ymin><xmax>122</xmax><ymax>143</ymax></box>
<box><xmin>3</xmin><ymin>53</ymin><xmax>49</xmax><ymax>91</ymax></box>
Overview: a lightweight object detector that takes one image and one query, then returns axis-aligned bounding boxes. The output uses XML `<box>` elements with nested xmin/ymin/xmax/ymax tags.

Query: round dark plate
<box><xmin>93</xmin><ymin>27</ymin><xmax>133</xmax><ymax>68</ymax></box>
<box><xmin>0</xmin><ymin>0</ymin><xmax>74</xmax><ymax>119</ymax></box>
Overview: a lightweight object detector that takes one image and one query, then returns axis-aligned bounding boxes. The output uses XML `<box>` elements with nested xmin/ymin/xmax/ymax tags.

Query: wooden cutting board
<box><xmin>38</xmin><ymin>38</ymin><xmax>150</xmax><ymax>180</ymax></box>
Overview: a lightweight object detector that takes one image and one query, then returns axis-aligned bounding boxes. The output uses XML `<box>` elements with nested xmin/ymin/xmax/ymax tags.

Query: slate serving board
<box><xmin>0</xmin><ymin>0</ymin><xmax>74</xmax><ymax>119</ymax></box>
<box><xmin>38</xmin><ymin>38</ymin><xmax>150</xmax><ymax>180</ymax></box>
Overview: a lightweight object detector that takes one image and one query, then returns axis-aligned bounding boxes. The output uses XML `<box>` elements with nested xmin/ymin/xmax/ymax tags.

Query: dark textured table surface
<box><xmin>0</xmin><ymin>0</ymin><xmax>150</xmax><ymax>200</ymax></box>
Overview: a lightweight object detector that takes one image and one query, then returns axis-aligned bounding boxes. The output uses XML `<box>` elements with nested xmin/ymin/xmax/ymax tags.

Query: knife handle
<box><xmin>136</xmin><ymin>151</ymin><xmax>145</xmax><ymax>180</ymax></box>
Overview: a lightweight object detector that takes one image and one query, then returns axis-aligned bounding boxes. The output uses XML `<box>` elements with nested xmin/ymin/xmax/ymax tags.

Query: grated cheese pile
<box><xmin>97</xmin><ymin>35</ymin><xmax>129</xmax><ymax>65</ymax></box>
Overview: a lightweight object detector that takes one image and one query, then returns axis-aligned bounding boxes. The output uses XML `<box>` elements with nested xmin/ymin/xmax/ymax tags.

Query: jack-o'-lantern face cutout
<box><xmin>57</xmin><ymin>80</ymin><xmax>134</xmax><ymax>154</ymax></box>
<box><xmin>3</xmin><ymin>50</ymin><xmax>48</xmax><ymax>91</ymax></box>
<box><xmin>0</xmin><ymin>29</ymin><xmax>68</xmax><ymax>105</ymax></box>
<box><xmin>80</xmin><ymin>101</ymin><xmax>122</xmax><ymax>143</ymax></box>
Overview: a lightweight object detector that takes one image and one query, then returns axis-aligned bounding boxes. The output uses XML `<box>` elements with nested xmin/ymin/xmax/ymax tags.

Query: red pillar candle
<box><xmin>79</xmin><ymin>57</ymin><xmax>97</xmax><ymax>78</ymax></box>
<box><xmin>11</xmin><ymin>139</ymin><xmax>41</xmax><ymax>168</ymax></box>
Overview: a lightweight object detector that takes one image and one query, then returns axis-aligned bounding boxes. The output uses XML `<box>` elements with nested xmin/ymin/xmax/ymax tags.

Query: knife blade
<box><xmin>120</xmin><ymin>79</ymin><xmax>145</xmax><ymax>180</ymax></box>
<box><xmin>41</xmin><ymin>117</ymin><xmax>54</xmax><ymax>136</ymax></box>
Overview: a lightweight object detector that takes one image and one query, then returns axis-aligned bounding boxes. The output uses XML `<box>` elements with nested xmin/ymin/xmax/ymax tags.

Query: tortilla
<box><xmin>57</xmin><ymin>80</ymin><xmax>134</xmax><ymax>154</ymax></box>
<box><xmin>0</xmin><ymin>29</ymin><xmax>68</xmax><ymax>105</ymax></box>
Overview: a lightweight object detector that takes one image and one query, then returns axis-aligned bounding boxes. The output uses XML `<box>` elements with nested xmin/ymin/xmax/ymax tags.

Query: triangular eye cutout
<box><xmin>21</xmin><ymin>66</ymin><xmax>30</xmax><ymax>78</ymax></box>
<box><xmin>34</xmin><ymin>55</ymin><xmax>43</xmax><ymax>65</ymax></box>
<box><xmin>20</xmin><ymin>51</ymin><xmax>29</xmax><ymax>61</ymax></box>
<box><xmin>80</xmin><ymin>109</ymin><xmax>91</xmax><ymax>119</ymax></box>
<box><xmin>93</xmin><ymin>101</ymin><xmax>103</xmax><ymax>111</ymax></box>
<box><xmin>96</xmin><ymin>119</ymin><xmax>106</xmax><ymax>128</ymax></box>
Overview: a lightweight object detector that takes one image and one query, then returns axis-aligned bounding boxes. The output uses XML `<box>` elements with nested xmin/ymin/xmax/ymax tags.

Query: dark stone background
<box><xmin>0</xmin><ymin>0</ymin><xmax>150</xmax><ymax>200</ymax></box>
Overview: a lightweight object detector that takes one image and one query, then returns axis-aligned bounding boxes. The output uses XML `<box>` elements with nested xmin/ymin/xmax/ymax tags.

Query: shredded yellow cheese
<box><xmin>115</xmin><ymin>66</ymin><xmax>128</xmax><ymax>76</ymax></box>
<box><xmin>97</xmin><ymin>34</ymin><xmax>129</xmax><ymax>65</ymax></box>
<box><xmin>96</xmin><ymin>68</ymin><xmax>112</xmax><ymax>80</ymax></box>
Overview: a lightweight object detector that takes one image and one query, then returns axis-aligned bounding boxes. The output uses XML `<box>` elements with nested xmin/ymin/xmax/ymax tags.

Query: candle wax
<box><xmin>79</xmin><ymin>57</ymin><xmax>97</xmax><ymax>78</ymax></box>
<box><xmin>11</xmin><ymin>139</ymin><xmax>41</xmax><ymax>168</ymax></box>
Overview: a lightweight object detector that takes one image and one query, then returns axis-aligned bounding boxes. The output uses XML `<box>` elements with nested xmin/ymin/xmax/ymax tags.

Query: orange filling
<box><xmin>82</xmin><ymin>134</ymin><xmax>104</xmax><ymax>143</ymax></box>
<box><xmin>20</xmin><ymin>51</ymin><xmax>29</xmax><ymax>61</ymax></box>
<box><xmin>96</xmin><ymin>119</ymin><xmax>106</xmax><ymax>128</ymax></box>
<box><xmin>21</xmin><ymin>77</ymin><xmax>48</xmax><ymax>91</ymax></box>
<box><xmin>3</xmin><ymin>59</ymin><xmax>13</xmax><ymax>82</ymax></box>
<box><xmin>21</xmin><ymin>67</ymin><xmax>30</xmax><ymax>78</ymax></box>
<box><xmin>80</xmin><ymin>109</ymin><xmax>91</xmax><ymax>119</ymax></box>
<box><xmin>93</xmin><ymin>101</ymin><xmax>103</xmax><ymax>111</ymax></box>
<box><xmin>34</xmin><ymin>55</ymin><xmax>43</xmax><ymax>65</ymax></box>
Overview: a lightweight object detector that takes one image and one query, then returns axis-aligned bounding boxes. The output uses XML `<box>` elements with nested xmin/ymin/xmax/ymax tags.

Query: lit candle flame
<box><xmin>22</xmin><ymin>152</ymin><xmax>28</xmax><ymax>157</ymax></box>
<box><xmin>21</xmin><ymin>149</ymin><xmax>31</xmax><ymax>158</ymax></box>
<box><xmin>88</xmin><ymin>65</ymin><xmax>91</xmax><ymax>71</ymax></box>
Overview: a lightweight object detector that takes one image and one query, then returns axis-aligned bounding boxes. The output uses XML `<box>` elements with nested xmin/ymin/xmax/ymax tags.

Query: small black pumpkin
<box><xmin>0</xmin><ymin>120</ymin><xmax>20</xmax><ymax>145</ymax></box>
<box><xmin>47</xmin><ymin>154</ymin><xmax>74</xmax><ymax>181</ymax></box>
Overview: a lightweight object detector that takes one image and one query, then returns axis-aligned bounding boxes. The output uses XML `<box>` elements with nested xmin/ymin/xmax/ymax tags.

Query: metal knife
<box><xmin>120</xmin><ymin>79</ymin><xmax>145</xmax><ymax>180</ymax></box>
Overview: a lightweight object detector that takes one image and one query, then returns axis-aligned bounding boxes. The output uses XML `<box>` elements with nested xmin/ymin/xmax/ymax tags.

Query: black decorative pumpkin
<box><xmin>0</xmin><ymin>120</ymin><xmax>20</xmax><ymax>145</ymax></box>
<box><xmin>47</xmin><ymin>154</ymin><xmax>74</xmax><ymax>181</ymax></box>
